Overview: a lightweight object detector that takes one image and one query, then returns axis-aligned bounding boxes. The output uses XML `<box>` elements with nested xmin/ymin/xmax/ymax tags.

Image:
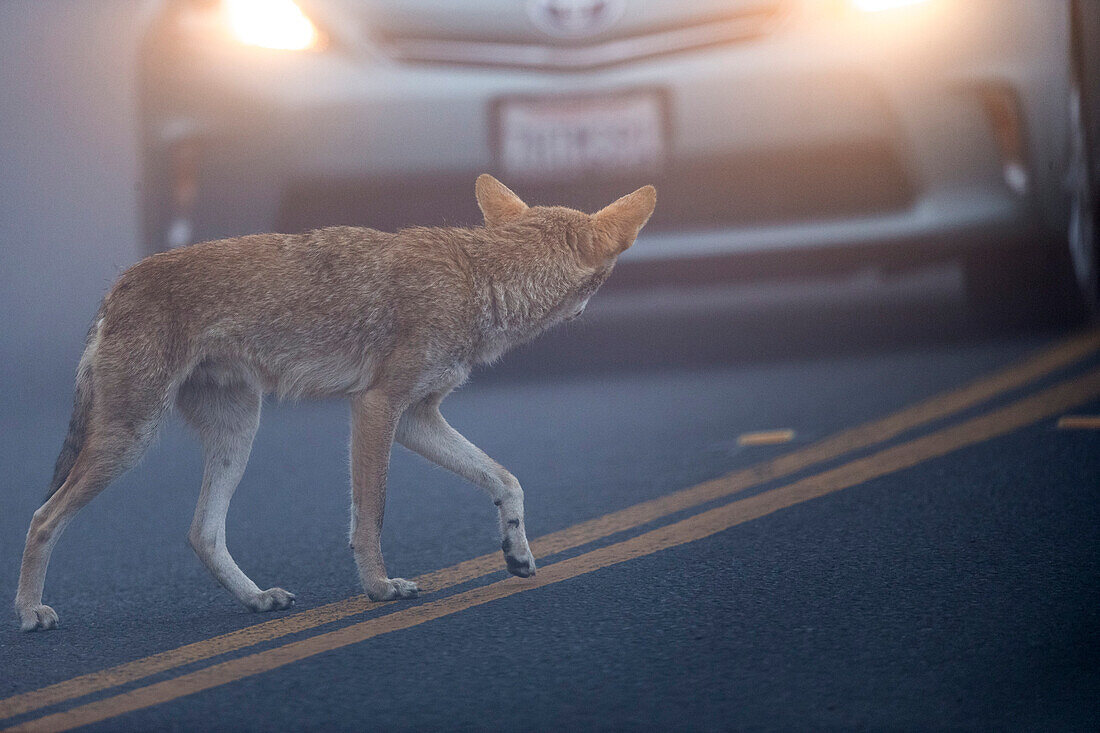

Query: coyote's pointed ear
<box><xmin>592</xmin><ymin>185</ymin><xmax>656</xmax><ymax>255</ymax></box>
<box><xmin>476</xmin><ymin>174</ymin><xmax>529</xmax><ymax>226</ymax></box>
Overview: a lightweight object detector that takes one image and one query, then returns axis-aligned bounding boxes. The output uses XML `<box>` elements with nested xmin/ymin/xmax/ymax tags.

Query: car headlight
<box><xmin>222</xmin><ymin>0</ymin><xmax>320</xmax><ymax>51</ymax></box>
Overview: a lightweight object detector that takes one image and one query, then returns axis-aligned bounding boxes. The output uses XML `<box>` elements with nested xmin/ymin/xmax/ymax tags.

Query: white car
<box><xmin>139</xmin><ymin>0</ymin><xmax>1100</xmax><ymax>316</ymax></box>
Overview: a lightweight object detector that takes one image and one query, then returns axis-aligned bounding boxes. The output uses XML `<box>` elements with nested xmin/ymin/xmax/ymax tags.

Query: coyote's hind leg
<box><xmin>177</xmin><ymin>372</ymin><xmax>294</xmax><ymax>612</ymax></box>
<box><xmin>15</xmin><ymin>410</ymin><xmax>162</xmax><ymax>631</ymax></box>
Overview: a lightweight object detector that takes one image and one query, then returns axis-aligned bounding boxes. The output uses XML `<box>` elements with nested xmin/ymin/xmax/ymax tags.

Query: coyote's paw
<box><xmin>18</xmin><ymin>604</ymin><xmax>59</xmax><ymax>632</ymax></box>
<box><xmin>366</xmin><ymin>577</ymin><xmax>420</xmax><ymax>602</ymax></box>
<box><xmin>247</xmin><ymin>588</ymin><xmax>296</xmax><ymax>613</ymax></box>
<box><xmin>502</xmin><ymin>540</ymin><xmax>536</xmax><ymax>578</ymax></box>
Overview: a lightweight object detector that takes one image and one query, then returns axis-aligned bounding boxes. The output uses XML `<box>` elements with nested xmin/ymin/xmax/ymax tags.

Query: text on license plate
<box><xmin>498</xmin><ymin>91</ymin><xmax>665</xmax><ymax>180</ymax></box>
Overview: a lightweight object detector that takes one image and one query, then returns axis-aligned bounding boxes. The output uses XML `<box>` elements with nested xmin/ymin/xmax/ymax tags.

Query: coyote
<box><xmin>15</xmin><ymin>175</ymin><xmax>656</xmax><ymax>631</ymax></box>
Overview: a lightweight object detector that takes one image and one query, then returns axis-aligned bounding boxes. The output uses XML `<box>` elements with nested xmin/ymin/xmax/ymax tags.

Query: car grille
<box><xmin>276</xmin><ymin>141</ymin><xmax>915</xmax><ymax>236</ymax></box>
<box><xmin>376</xmin><ymin>5</ymin><xmax>790</xmax><ymax>72</ymax></box>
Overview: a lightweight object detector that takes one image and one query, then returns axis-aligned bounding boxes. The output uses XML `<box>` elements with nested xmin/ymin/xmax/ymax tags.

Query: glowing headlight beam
<box><xmin>223</xmin><ymin>0</ymin><xmax>319</xmax><ymax>51</ymax></box>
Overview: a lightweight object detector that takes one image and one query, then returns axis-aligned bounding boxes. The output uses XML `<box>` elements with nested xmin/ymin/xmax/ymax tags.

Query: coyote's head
<box><xmin>474</xmin><ymin>174</ymin><xmax>656</xmax><ymax>328</ymax></box>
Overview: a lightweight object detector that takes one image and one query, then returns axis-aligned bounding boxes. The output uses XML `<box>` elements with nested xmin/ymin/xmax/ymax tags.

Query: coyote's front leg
<box><xmin>396</xmin><ymin>399</ymin><xmax>536</xmax><ymax>578</ymax></box>
<box><xmin>349</xmin><ymin>389</ymin><xmax>420</xmax><ymax>602</ymax></box>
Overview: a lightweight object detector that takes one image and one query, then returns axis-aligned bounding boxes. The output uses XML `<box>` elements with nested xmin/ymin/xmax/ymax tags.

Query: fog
<box><xmin>0</xmin><ymin>1</ymin><xmax>147</xmax><ymax>403</ymax></box>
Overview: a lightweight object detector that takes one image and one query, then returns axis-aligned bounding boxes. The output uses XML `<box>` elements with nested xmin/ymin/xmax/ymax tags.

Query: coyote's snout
<box><xmin>15</xmin><ymin>175</ymin><xmax>656</xmax><ymax>631</ymax></box>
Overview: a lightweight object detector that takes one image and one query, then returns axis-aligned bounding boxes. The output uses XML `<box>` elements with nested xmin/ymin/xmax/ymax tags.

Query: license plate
<box><xmin>496</xmin><ymin>91</ymin><xmax>666</xmax><ymax>180</ymax></box>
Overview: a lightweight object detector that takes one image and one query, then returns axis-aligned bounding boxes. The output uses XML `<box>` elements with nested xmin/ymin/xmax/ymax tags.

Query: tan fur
<box><xmin>14</xmin><ymin>175</ymin><xmax>656</xmax><ymax>630</ymax></box>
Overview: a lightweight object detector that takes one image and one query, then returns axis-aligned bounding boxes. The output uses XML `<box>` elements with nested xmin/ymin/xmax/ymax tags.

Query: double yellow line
<box><xmin>4</xmin><ymin>330</ymin><xmax>1100</xmax><ymax>732</ymax></box>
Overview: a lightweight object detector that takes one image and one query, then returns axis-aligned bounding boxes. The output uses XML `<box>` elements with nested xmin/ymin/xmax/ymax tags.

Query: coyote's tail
<box><xmin>45</xmin><ymin>306</ymin><xmax>104</xmax><ymax>502</ymax></box>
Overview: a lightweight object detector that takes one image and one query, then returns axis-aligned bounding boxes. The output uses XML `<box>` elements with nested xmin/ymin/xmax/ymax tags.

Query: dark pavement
<box><xmin>1</xmin><ymin>270</ymin><xmax>1098</xmax><ymax>731</ymax></box>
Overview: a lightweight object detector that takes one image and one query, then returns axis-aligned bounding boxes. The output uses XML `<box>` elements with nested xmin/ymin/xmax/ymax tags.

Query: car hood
<box><xmin>324</xmin><ymin>0</ymin><xmax>784</xmax><ymax>46</ymax></box>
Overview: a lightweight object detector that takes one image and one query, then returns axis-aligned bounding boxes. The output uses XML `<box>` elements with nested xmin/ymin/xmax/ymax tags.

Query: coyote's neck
<box><xmin>464</xmin><ymin>228</ymin><xmax>580</xmax><ymax>356</ymax></box>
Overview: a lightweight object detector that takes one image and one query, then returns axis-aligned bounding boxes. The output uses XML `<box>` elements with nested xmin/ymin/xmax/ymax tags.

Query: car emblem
<box><xmin>526</xmin><ymin>0</ymin><xmax>626</xmax><ymax>38</ymax></box>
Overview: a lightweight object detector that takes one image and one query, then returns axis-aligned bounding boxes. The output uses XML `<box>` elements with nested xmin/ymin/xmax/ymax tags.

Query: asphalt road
<box><xmin>1</xmin><ymin>269</ymin><xmax>1098</xmax><ymax>731</ymax></box>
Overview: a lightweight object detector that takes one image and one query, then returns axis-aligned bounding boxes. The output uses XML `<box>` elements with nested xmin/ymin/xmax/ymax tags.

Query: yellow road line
<box><xmin>10</xmin><ymin>366</ymin><xmax>1100</xmax><ymax>733</ymax></box>
<box><xmin>1</xmin><ymin>329</ymin><xmax>1098</xmax><ymax>722</ymax></box>
<box><xmin>1056</xmin><ymin>415</ymin><xmax>1100</xmax><ymax>429</ymax></box>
